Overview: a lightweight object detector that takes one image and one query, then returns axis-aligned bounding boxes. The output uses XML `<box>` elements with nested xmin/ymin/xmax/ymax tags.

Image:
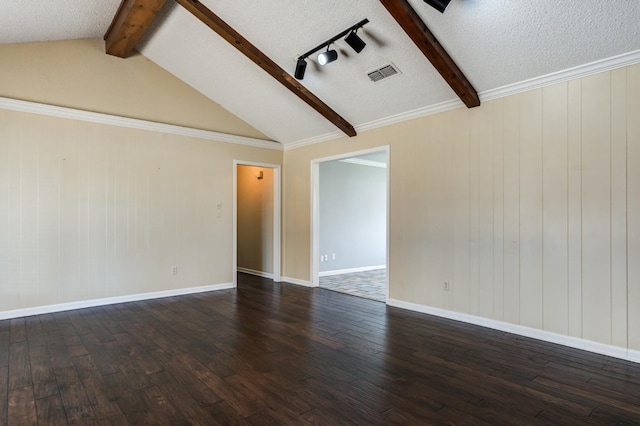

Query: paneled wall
<box><xmin>0</xmin><ymin>38</ymin><xmax>280</xmax><ymax>314</ymax></box>
<box><xmin>283</xmin><ymin>63</ymin><xmax>640</xmax><ymax>351</ymax></box>
<box><xmin>0</xmin><ymin>110</ymin><xmax>281</xmax><ymax>312</ymax></box>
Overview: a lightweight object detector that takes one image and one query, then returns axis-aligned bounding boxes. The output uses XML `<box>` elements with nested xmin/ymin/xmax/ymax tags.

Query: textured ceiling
<box><xmin>2</xmin><ymin>1</ymin><xmax>640</xmax><ymax>146</ymax></box>
<box><xmin>0</xmin><ymin>1</ymin><xmax>121</xmax><ymax>43</ymax></box>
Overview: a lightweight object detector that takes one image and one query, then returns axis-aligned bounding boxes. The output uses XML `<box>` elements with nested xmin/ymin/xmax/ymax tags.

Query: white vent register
<box><xmin>367</xmin><ymin>64</ymin><xmax>400</xmax><ymax>83</ymax></box>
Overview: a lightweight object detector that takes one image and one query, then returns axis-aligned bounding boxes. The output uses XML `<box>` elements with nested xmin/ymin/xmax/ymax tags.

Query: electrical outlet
<box><xmin>443</xmin><ymin>280</ymin><xmax>450</xmax><ymax>291</ymax></box>
<box><xmin>332</xmin><ymin>253</ymin><xmax>336</xmax><ymax>260</ymax></box>
<box><xmin>172</xmin><ymin>266</ymin><xmax>178</xmax><ymax>275</ymax></box>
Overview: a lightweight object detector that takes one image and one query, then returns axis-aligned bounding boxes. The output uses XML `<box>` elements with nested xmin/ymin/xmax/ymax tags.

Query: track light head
<box><xmin>344</xmin><ymin>30</ymin><xmax>366</xmax><ymax>53</ymax></box>
<box><xmin>318</xmin><ymin>48</ymin><xmax>338</xmax><ymax>66</ymax></box>
<box><xmin>424</xmin><ymin>0</ymin><xmax>451</xmax><ymax>13</ymax></box>
<box><xmin>294</xmin><ymin>58</ymin><xmax>307</xmax><ymax>80</ymax></box>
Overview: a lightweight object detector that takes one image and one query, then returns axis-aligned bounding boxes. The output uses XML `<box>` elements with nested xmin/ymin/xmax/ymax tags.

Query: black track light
<box><xmin>318</xmin><ymin>48</ymin><xmax>338</xmax><ymax>66</ymax></box>
<box><xmin>424</xmin><ymin>0</ymin><xmax>451</xmax><ymax>13</ymax></box>
<box><xmin>344</xmin><ymin>30</ymin><xmax>366</xmax><ymax>53</ymax></box>
<box><xmin>294</xmin><ymin>58</ymin><xmax>307</xmax><ymax>80</ymax></box>
<box><xmin>293</xmin><ymin>18</ymin><xmax>369</xmax><ymax>79</ymax></box>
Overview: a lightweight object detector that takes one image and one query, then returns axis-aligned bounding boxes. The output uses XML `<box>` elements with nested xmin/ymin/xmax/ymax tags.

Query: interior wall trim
<box><xmin>237</xmin><ymin>267</ymin><xmax>274</xmax><ymax>279</ymax></box>
<box><xmin>0</xmin><ymin>282</ymin><xmax>235</xmax><ymax>321</ymax></box>
<box><xmin>285</xmin><ymin>49</ymin><xmax>640</xmax><ymax>151</ymax></box>
<box><xmin>387</xmin><ymin>298</ymin><xmax>640</xmax><ymax>364</ymax></box>
<box><xmin>281</xmin><ymin>276</ymin><xmax>315</xmax><ymax>287</ymax></box>
<box><xmin>319</xmin><ymin>265</ymin><xmax>386</xmax><ymax>277</ymax></box>
<box><xmin>0</xmin><ymin>96</ymin><xmax>282</xmax><ymax>151</ymax></box>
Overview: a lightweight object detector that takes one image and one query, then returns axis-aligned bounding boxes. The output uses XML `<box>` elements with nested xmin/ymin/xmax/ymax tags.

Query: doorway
<box><xmin>233</xmin><ymin>161</ymin><xmax>281</xmax><ymax>286</ymax></box>
<box><xmin>311</xmin><ymin>147</ymin><xmax>389</xmax><ymax>302</ymax></box>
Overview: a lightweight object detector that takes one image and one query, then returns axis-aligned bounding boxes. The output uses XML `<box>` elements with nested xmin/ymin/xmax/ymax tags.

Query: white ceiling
<box><xmin>2</xmin><ymin>1</ymin><xmax>640</xmax><ymax>146</ymax></box>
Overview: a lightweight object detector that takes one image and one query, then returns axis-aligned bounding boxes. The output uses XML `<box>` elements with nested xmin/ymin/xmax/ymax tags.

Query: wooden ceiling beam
<box><xmin>380</xmin><ymin>0</ymin><xmax>480</xmax><ymax>108</ymax></box>
<box><xmin>104</xmin><ymin>0</ymin><xmax>168</xmax><ymax>58</ymax></box>
<box><xmin>175</xmin><ymin>0</ymin><xmax>356</xmax><ymax>137</ymax></box>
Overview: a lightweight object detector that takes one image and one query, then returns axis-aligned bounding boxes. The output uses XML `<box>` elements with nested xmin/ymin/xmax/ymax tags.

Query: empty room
<box><xmin>1</xmin><ymin>0</ymin><xmax>639</xmax><ymax>424</ymax></box>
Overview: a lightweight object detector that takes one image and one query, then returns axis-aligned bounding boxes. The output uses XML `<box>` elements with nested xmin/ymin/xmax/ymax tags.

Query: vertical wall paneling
<box><xmin>85</xmin><ymin>124</ymin><xmax>108</xmax><ymax>302</ymax></box>
<box><xmin>476</xmin><ymin>104</ymin><xmax>495</xmax><ymax>319</ymax></box>
<box><xmin>37</xmin><ymin>117</ymin><xmax>63</xmax><ymax>306</ymax></box>
<box><xmin>468</xmin><ymin>109</ymin><xmax>481</xmax><ymax>316</ymax></box>
<box><xmin>519</xmin><ymin>90</ymin><xmax>544</xmax><ymax>329</ymax></box>
<box><xmin>443</xmin><ymin>113</ymin><xmax>455</xmax><ymax>311</ymax></box>
<box><xmin>627</xmin><ymin>64</ymin><xmax>640</xmax><ymax>351</ymax></box>
<box><xmin>452</xmin><ymin>110</ymin><xmax>471</xmax><ymax>313</ymax></box>
<box><xmin>8</xmin><ymin>115</ymin><xmax>22</xmax><ymax>310</ymax></box>
<box><xmin>283</xmin><ymin>63</ymin><xmax>640</xmax><ymax>354</ymax></box>
<box><xmin>610</xmin><ymin>68</ymin><xmax>628</xmax><ymax>349</ymax></box>
<box><xmin>75</xmin><ymin>123</ymin><xmax>89</xmax><ymax>300</ymax></box>
<box><xmin>425</xmin><ymin>119</ymin><xmax>446</xmax><ymax>304</ymax></box>
<box><xmin>581</xmin><ymin>72</ymin><xmax>612</xmax><ymax>345</ymax></box>
<box><xmin>111</xmin><ymin>128</ymin><xmax>130</xmax><ymax>297</ymax></box>
<box><xmin>0</xmin><ymin>112</ymin><xmax>11</xmax><ymax>309</ymax></box>
<box><xmin>542</xmin><ymin>84</ymin><xmax>569</xmax><ymax>334</ymax></box>
<box><xmin>502</xmin><ymin>95</ymin><xmax>521</xmax><ymax>324</ymax></box>
<box><xmin>19</xmin><ymin>115</ymin><xmax>39</xmax><ymax>307</ymax></box>
<box><xmin>492</xmin><ymin>99</ymin><xmax>505</xmax><ymax>321</ymax></box>
<box><xmin>567</xmin><ymin>79</ymin><xmax>583</xmax><ymax>338</ymax></box>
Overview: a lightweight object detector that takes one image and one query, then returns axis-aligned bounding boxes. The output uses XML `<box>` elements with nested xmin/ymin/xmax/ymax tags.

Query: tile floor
<box><xmin>319</xmin><ymin>268</ymin><xmax>387</xmax><ymax>302</ymax></box>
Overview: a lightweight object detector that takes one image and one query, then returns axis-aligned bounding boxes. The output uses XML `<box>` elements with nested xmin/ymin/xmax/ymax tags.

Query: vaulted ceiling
<box><xmin>2</xmin><ymin>1</ymin><xmax>639</xmax><ymax>147</ymax></box>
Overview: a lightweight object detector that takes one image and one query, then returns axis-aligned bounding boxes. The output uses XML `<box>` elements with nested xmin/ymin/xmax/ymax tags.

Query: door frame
<box><xmin>310</xmin><ymin>146</ymin><xmax>390</xmax><ymax>301</ymax></box>
<box><xmin>233</xmin><ymin>160</ymin><xmax>282</xmax><ymax>286</ymax></box>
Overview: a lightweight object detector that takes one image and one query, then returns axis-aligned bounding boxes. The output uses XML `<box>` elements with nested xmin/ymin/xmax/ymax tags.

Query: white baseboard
<box><xmin>0</xmin><ymin>282</ymin><xmax>235</xmax><ymax>321</ymax></box>
<box><xmin>319</xmin><ymin>265</ymin><xmax>386</xmax><ymax>277</ymax></box>
<box><xmin>281</xmin><ymin>276</ymin><xmax>315</xmax><ymax>287</ymax></box>
<box><xmin>629</xmin><ymin>349</ymin><xmax>640</xmax><ymax>363</ymax></box>
<box><xmin>387</xmin><ymin>298</ymin><xmax>639</xmax><ymax>364</ymax></box>
<box><xmin>237</xmin><ymin>267</ymin><xmax>274</xmax><ymax>279</ymax></box>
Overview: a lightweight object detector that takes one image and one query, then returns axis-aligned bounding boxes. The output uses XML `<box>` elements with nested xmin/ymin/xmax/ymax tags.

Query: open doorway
<box><xmin>311</xmin><ymin>147</ymin><xmax>389</xmax><ymax>302</ymax></box>
<box><xmin>233</xmin><ymin>161</ymin><xmax>281</xmax><ymax>286</ymax></box>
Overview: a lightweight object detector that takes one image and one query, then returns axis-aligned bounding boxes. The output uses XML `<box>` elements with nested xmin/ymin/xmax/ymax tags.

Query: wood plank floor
<box><xmin>1</xmin><ymin>273</ymin><xmax>640</xmax><ymax>425</ymax></box>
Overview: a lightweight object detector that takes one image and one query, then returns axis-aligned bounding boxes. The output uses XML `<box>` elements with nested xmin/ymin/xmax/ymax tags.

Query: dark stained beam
<box><xmin>104</xmin><ymin>0</ymin><xmax>168</xmax><ymax>58</ymax></box>
<box><xmin>380</xmin><ymin>0</ymin><xmax>480</xmax><ymax>108</ymax></box>
<box><xmin>175</xmin><ymin>0</ymin><xmax>357</xmax><ymax>137</ymax></box>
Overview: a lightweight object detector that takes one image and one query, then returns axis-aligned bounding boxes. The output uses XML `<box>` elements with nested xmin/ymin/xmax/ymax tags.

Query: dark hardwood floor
<box><xmin>1</xmin><ymin>273</ymin><xmax>640</xmax><ymax>425</ymax></box>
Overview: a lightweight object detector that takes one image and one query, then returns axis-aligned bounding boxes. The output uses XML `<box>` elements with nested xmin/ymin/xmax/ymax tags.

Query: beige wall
<box><xmin>237</xmin><ymin>166</ymin><xmax>274</xmax><ymax>274</ymax></box>
<box><xmin>0</xmin><ymin>39</ymin><xmax>281</xmax><ymax>313</ymax></box>
<box><xmin>0</xmin><ymin>109</ymin><xmax>281</xmax><ymax>312</ymax></box>
<box><xmin>283</xmin><ymin>64</ymin><xmax>640</xmax><ymax>351</ymax></box>
<box><xmin>0</xmin><ymin>39</ymin><xmax>268</xmax><ymax>139</ymax></box>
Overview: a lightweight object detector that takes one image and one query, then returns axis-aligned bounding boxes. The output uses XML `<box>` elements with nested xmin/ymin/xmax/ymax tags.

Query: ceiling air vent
<box><xmin>367</xmin><ymin>64</ymin><xmax>400</xmax><ymax>83</ymax></box>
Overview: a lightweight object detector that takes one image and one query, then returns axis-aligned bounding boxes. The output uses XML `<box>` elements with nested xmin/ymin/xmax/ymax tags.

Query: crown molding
<box><xmin>0</xmin><ymin>96</ymin><xmax>282</xmax><ymax>151</ymax></box>
<box><xmin>357</xmin><ymin>98</ymin><xmax>463</xmax><ymax>133</ymax></box>
<box><xmin>284</xmin><ymin>130</ymin><xmax>344</xmax><ymax>151</ymax></box>
<box><xmin>285</xmin><ymin>49</ymin><xmax>640</xmax><ymax>151</ymax></box>
<box><xmin>481</xmin><ymin>49</ymin><xmax>640</xmax><ymax>102</ymax></box>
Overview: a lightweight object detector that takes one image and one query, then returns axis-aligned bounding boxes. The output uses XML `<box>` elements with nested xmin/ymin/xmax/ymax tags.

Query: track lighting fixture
<box><xmin>424</xmin><ymin>0</ymin><xmax>451</xmax><ymax>13</ymax></box>
<box><xmin>294</xmin><ymin>18</ymin><xmax>369</xmax><ymax>80</ymax></box>
<box><xmin>295</xmin><ymin>58</ymin><xmax>307</xmax><ymax>80</ymax></box>
<box><xmin>318</xmin><ymin>47</ymin><xmax>338</xmax><ymax>66</ymax></box>
<box><xmin>344</xmin><ymin>30</ymin><xmax>366</xmax><ymax>54</ymax></box>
